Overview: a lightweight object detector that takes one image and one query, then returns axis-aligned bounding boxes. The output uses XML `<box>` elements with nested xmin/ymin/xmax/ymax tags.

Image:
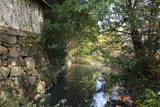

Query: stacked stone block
<box><xmin>0</xmin><ymin>27</ymin><xmax>50</xmax><ymax>99</ymax></box>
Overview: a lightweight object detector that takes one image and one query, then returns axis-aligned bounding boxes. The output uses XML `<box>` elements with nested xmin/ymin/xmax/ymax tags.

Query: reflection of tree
<box><xmin>64</xmin><ymin>65</ymin><xmax>96</xmax><ymax>106</ymax></box>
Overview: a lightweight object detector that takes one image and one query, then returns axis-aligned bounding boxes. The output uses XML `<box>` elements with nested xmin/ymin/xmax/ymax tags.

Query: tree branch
<box><xmin>99</xmin><ymin>30</ymin><xmax>132</xmax><ymax>35</ymax></box>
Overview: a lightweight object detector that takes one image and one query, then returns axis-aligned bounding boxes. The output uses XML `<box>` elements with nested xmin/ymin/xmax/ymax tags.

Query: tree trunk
<box><xmin>130</xmin><ymin>29</ymin><xmax>148</xmax><ymax>72</ymax></box>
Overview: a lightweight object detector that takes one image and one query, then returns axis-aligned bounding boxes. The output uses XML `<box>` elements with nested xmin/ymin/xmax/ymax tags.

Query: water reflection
<box><xmin>91</xmin><ymin>77</ymin><xmax>109</xmax><ymax>107</ymax></box>
<box><xmin>95</xmin><ymin>77</ymin><xmax>106</xmax><ymax>91</ymax></box>
<box><xmin>47</xmin><ymin>64</ymin><xmax>133</xmax><ymax>107</ymax></box>
<box><xmin>47</xmin><ymin>65</ymin><xmax>96</xmax><ymax>107</ymax></box>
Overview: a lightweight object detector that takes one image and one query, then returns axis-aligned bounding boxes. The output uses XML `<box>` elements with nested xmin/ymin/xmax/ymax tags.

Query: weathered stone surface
<box><xmin>36</xmin><ymin>81</ymin><xmax>46</xmax><ymax>93</ymax></box>
<box><xmin>7</xmin><ymin>30</ymin><xmax>27</xmax><ymax>37</ymax></box>
<box><xmin>0</xmin><ymin>55</ymin><xmax>8</xmax><ymax>66</ymax></box>
<box><xmin>9</xmin><ymin>77</ymin><xmax>19</xmax><ymax>86</ymax></box>
<box><xmin>0</xmin><ymin>35</ymin><xmax>17</xmax><ymax>44</ymax></box>
<box><xmin>38</xmin><ymin>57</ymin><xmax>44</xmax><ymax>63</ymax></box>
<box><xmin>40</xmin><ymin>66</ymin><xmax>49</xmax><ymax>72</ymax></box>
<box><xmin>0</xmin><ymin>45</ymin><xmax>8</xmax><ymax>55</ymax></box>
<box><xmin>0</xmin><ymin>27</ymin><xmax>27</xmax><ymax>36</ymax></box>
<box><xmin>28</xmin><ymin>75</ymin><xmax>37</xmax><ymax>84</ymax></box>
<box><xmin>9</xmin><ymin>47</ymin><xmax>19</xmax><ymax>57</ymax></box>
<box><xmin>0</xmin><ymin>0</ymin><xmax>43</xmax><ymax>33</ymax></box>
<box><xmin>40</xmin><ymin>57</ymin><xmax>48</xmax><ymax>64</ymax></box>
<box><xmin>16</xmin><ymin>47</ymin><xmax>22</xmax><ymax>52</ymax></box>
<box><xmin>0</xmin><ymin>28</ymin><xmax>52</xmax><ymax>100</ymax></box>
<box><xmin>10</xmin><ymin>67</ymin><xmax>24</xmax><ymax>76</ymax></box>
<box><xmin>19</xmin><ymin>47</ymin><xmax>30</xmax><ymax>57</ymax></box>
<box><xmin>0</xmin><ymin>60</ymin><xmax>8</xmax><ymax>67</ymax></box>
<box><xmin>25</xmin><ymin>57</ymin><xmax>36</xmax><ymax>70</ymax></box>
<box><xmin>14</xmin><ymin>77</ymin><xmax>19</xmax><ymax>86</ymax></box>
<box><xmin>0</xmin><ymin>55</ymin><xmax>8</xmax><ymax>61</ymax></box>
<box><xmin>8</xmin><ymin>57</ymin><xmax>26</xmax><ymax>67</ymax></box>
<box><xmin>0</xmin><ymin>67</ymin><xmax>11</xmax><ymax>78</ymax></box>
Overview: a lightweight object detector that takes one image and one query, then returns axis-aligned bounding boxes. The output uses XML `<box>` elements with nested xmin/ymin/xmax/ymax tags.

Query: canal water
<box><xmin>46</xmin><ymin>64</ymin><xmax>133</xmax><ymax>107</ymax></box>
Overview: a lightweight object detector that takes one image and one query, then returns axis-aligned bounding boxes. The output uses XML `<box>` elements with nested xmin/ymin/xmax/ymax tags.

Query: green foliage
<box><xmin>37</xmin><ymin>93</ymin><xmax>51</xmax><ymax>107</ymax></box>
<box><xmin>79</xmin><ymin>36</ymin><xmax>98</xmax><ymax>56</ymax></box>
<box><xmin>45</xmin><ymin>0</ymin><xmax>99</xmax><ymax>38</ymax></box>
<box><xmin>42</xmin><ymin>19</ymin><xmax>67</xmax><ymax>68</ymax></box>
<box><xmin>17</xmin><ymin>0</ymin><xmax>159</xmax><ymax>106</ymax></box>
<box><xmin>54</xmin><ymin>99</ymin><xmax>67</xmax><ymax>107</ymax></box>
<box><xmin>135</xmin><ymin>80</ymin><xmax>160</xmax><ymax>107</ymax></box>
<box><xmin>140</xmin><ymin>89</ymin><xmax>160</xmax><ymax>107</ymax></box>
<box><xmin>106</xmin><ymin>71</ymin><xmax>160</xmax><ymax>107</ymax></box>
<box><xmin>102</xmin><ymin>0</ymin><xmax>159</xmax><ymax>71</ymax></box>
<box><xmin>41</xmin><ymin>0</ymin><xmax>102</xmax><ymax>69</ymax></box>
<box><xmin>118</xmin><ymin>56</ymin><xmax>137</xmax><ymax>72</ymax></box>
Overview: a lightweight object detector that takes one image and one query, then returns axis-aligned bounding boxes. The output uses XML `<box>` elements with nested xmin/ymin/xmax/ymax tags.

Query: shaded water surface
<box><xmin>47</xmin><ymin>64</ymin><xmax>133</xmax><ymax>107</ymax></box>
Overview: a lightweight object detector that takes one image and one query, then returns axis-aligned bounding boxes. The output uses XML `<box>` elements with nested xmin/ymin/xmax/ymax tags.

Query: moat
<box><xmin>46</xmin><ymin>64</ymin><xmax>133</xmax><ymax>107</ymax></box>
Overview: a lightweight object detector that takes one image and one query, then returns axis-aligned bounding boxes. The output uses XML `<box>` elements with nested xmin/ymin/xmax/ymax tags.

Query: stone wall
<box><xmin>0</xmin><ymin>0</ymin><xmax>43</xmax><ymax>33</ymax></box>
<box><xmin>0</xmin><ymin>27</ymin><xmax>51</xmax><ymax>100</ymax></box>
